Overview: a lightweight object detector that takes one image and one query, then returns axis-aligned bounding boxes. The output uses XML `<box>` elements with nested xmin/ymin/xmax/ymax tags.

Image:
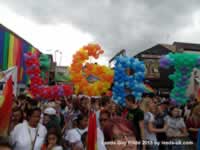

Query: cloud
<box><xmin>1</xmin><ymin>0</ymin><xmax>200</xmax><ymax>61</ymax></box>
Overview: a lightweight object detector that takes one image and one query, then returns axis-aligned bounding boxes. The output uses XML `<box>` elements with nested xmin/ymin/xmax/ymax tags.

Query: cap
<box><xmin>44</xmin><ymin>107</ymin><xmax>56</xmax><ymax>115</ymax></box>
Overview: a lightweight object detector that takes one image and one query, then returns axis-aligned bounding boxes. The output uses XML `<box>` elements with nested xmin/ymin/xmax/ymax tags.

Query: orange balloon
<box><xmin>70</xmin><ymin>43</ymin><xmax>113</xmax><ymax>96</ymax></box>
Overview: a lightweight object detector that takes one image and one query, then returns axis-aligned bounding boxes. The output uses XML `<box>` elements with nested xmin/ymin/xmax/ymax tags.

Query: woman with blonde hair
<box><xmin>140</xmin><ymin>97</ymin><xmax>154</xmax><ymax>113</ymax></box>
<box><xmin>142</xmin><ymin>97</ymin><xmax>167</xmax><ymax>150</ymax></box>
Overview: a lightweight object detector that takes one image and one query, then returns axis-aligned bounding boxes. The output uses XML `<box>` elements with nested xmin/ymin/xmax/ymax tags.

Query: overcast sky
<box><xmin>1</xmin><ymin>0</ymin><xmax>200</xmax><ymax>66</ymax></box>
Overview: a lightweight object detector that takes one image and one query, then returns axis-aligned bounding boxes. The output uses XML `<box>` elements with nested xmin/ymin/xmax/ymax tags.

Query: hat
<box><xmin>47</xmin><ymin>102</ymin><xmax>56</xmax><ymax>108</ymax></box>
<box><xmin>44</xmin><ymin>107</ymin><xmax>56</xmax><ymax>115</ymax></box>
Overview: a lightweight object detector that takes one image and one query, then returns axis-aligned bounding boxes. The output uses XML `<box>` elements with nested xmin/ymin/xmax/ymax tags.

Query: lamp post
<box><xmin>55</xmin><ymin>50</ymin><xmax>59</xmax><ymax>63</ymax></box>
<box><xmin>45</xmin><ymin>49</ymin><xmax>62</xmax><ymax>65</ymax></box>
<box><xmin>59</xmin><ymin>51</ymin><xmax>62</xmax><ymax>66</ymax></box>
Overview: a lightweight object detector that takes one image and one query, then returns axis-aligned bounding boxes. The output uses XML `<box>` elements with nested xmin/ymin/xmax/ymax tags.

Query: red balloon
<box><xmin>24</xmin><ymin>52</ymin><xmax>73</xmax><ymax>100</ymax></box>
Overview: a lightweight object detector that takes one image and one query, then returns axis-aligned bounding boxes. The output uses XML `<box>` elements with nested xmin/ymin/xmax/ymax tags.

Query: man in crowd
<box><xmin>125</xmin><ymin>94</ymin><xmax>145</xmax><ymax>150</ymax></box>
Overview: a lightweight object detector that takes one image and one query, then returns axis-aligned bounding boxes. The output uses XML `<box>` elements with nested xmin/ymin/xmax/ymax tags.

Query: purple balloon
<box><xmin>170</xmin><ymin>99</ymin><xmax>177</xmax><ymax>105</ymax></box>
<box><xmin>182</xmin><ymin>75</ymin><xmax>189</xmax><ymax>80</ymax></box>
<box><xmin>159</xmin><ymin>56</ymin><xmax>171</xmax><ymax>68</ymax></box>
<box><xmin>197</xmin><ymin>57</ymin><xmax>200</xmax><ymax>65</ymax></box>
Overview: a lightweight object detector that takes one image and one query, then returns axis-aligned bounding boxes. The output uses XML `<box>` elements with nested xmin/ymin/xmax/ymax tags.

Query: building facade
<box><xmin>135</xmin><ymin>42</ymin><xmax>200</xmax><ymax>96</ymax></box>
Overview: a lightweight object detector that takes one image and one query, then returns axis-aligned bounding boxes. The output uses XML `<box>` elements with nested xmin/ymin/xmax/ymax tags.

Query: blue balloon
<box><xmin>112</xmin><ymin>56</ymin><xmax>145</xmax><ymax>105</ymax></box>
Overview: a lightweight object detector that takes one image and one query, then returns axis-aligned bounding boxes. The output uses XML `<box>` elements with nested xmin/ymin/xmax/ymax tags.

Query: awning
<box><xmin>55</xmin><ymin>72</ymin><xmax>71</xmax><ymax>82</ymax></box>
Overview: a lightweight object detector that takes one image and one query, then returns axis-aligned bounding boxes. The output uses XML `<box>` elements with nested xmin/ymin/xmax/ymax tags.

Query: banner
<box><xmin>0</xmin><ymin>66</ymin><xmax>17</xmax><ymax>96</ymax></box>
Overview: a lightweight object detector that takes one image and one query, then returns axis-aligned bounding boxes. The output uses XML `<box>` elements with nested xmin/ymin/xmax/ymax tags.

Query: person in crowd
<box><xmin>10</xmin><ymin>107</ymin><xmax>47</xmax><ymax>150</ymax></box>
<box><xmin>18</xmin><ymin>94</ymin><xmax>27</xmax><ymax>100</ymax></box>
<box><xmin>12</xmin><ymin>95</ymin><xmax>26</xmax><ymax>109</ymax></box>
<box><xmin>158</xmin><ymin>100</ymin><xmax>169</xmax><ymax>115</ymax></box>
<box><xmin>9</xmin><ymin>107</ymin><xmax>23</xmax><ymax>133</ymax></box>
<box><xmin>81</xmin><ymin>132</ymin><xmax>88</xmax><ymax>150</ymax></box>
<box><xmin>154</xmin><ymin>102</ymin><xmax>168</xmax><ymax>150</ymax></box>
<box><xmin>22</xmin><ymin>98</ymin><xmax>39</xmax><ymax>120</ymax></box>
<box><xmin>54</xmin><ymin>100</ymin><xmax>65</xmax><ymax>129</ymax></box>
<box><xmin>43</xmin><ymin>107</ymin><xmax>61</xmax><ymax>135</ymax></box>
<box><xmin>106</xmin><ymin>117</ymin><xmax>137</xmax><ymax>150</ymax></box>
<box><xmin>108</xmin><ymin>100</ymin><xmax>120</xmax><ymax>118</ymax></box>
<box><xmin>91</xmin><ymin>97</ymin><xmax>101</xmax><ymax>127</ymax></box>
<box><xmin>11</xmin><ymin>97</ymin><xmax>19</xmax><ymax>110</ymax></box>
<box><xmin>60</xmin><ymin>97</ymin><xmax>67</xmax><ymax>113</ymax></box>
<box><xmin>0</xmin><ymin>136</ymin><xmax>12</xmax><ymax>150</ymax></box>
<box><xmin>64</xmin><ymin>114</ymin><xmax>88</xmax><ymax>149</ymax></box>
<box><xmin>91</xmin><ymin>97</ymin><xmax>100</xmax><ymax>112</ymax></box>
<box><xmin>62</xmin><ymin>117</ymin><xmax>78</xmax><ymax>150</ymax></box>
<box><xmin>41</xmin><ymin>128</ymin><xmax>63</xmax><ymax>150</ymax></box>
<box><xmin>165</xmin><ymin>106</ymin><xmax>189</xmax><ymax>150</ymax></box>
<box><xmin>62</xmin><ymin>97</ymin><xmax>80</xmax><ymax>137</ymax></box>
<box><xmin>186</xmin><ymin>103</ymin><xmax>200</xmax><ymax>149</ymax></box>
<box><xmin>79</xmin><ymin>96</ymin><xmax>90</xmax><ymax>115</ymax></box>
<box><xmin>141</xmin><ymin>97</ymin><xmax>167</xmax><ymax>150</ymax></box>
<box><xmin>99</xmin><ymin>110</ymin><xmax>112</xmax><ymax>142</ymax></box>
<box><xmin>100</xmin><ymin>96</ymin><xmax>111</xmax><ymax>111</ymax></box>
<box><xmin>125</xmin><ymin>94</ymin><xmax>144</xmax><ymax>150</ymax></box>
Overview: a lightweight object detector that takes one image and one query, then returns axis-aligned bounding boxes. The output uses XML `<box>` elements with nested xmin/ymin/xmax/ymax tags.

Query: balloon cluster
<box><xmin>24</xmin><ymin>52</ymin><xmax>73</xmax><ymax>100</ymax></box>
<box><xmin>70</xmin><ymin>44</ymin><xmax>114</xmax><ymax>96</ymax></box>
<box><xmin>112</xmin><ymin>56</ymin><xmax>145</xmax><ymax>105</ymax></box>
<box><xmin>160</xmin><ymin>53</ymin><xmax>200</xmax><ymax>104</ymax></box>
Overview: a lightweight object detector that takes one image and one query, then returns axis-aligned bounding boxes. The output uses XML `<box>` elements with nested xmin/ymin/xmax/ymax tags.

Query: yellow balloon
<box><xmin>70</xmin><ymin>44</ymin><xmax>114</xmax><ymax>96</ymax></box>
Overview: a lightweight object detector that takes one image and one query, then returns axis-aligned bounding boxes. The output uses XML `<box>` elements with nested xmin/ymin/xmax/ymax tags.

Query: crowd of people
<box><xmin>0</xmin><ymin>93</ymin><xmax>199</xmax><ymax>150</ymax></box>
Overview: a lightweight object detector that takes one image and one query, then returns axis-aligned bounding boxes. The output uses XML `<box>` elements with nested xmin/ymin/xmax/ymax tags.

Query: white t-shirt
<box><xmin>164</xmin><ymin>115</ymin><xmax>186</xmax><ymax>137</ymax></box>
<box><xmin>65</xmin><ymin>128</ymin><xmax>107</xmax><ymax>150</ymax></box>
<box><xmin>65</xmin><ymin>128</ymin><xmax>87</xmax><ymax>143</ymax></box>
<box><xmin>10</xmin><ymin>120</ymin><xmax>47</xmax><ymax>150</ymax></box>
<box><xmin>144</xmin><ymin>112</ymin><xmax>157</xmax><ymax>142</ymax></box>
<box><xmin>52</xmin><ymin>145</ymin><xmax>63</xmax><ymax>150</ymax></box>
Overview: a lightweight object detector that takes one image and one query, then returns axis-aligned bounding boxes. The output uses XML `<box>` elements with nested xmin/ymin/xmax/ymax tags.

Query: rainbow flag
<box><xmin>87</xmin><ymin>112</ymin><xmax>97</xmax><ymax>150</ymax></box>
<box><xmin>2</xmin><ymin>32</ymin><xmax>9</xmax><ymax>70</ymax></box>
<box><xmin>24</xmin><ymin>89</ymin><xmax>34</xmax><ymax>99</ymax></box>
<box><xmin>0</xmin><ymin>76</ymin><xmax>13</xmax><ymax>136</ymax></box>
<box><xmin>0</xmin><ymin>25</ymin><xmax>41</xmax><ymax>84</ymax></box>
<box><xmin>21</xmin><ymin>42</ymin><xmax>30</xmax><ymax>83</ymax></box>
<box><xmin>144</xmin><ymin>84</ymin><xmax>155</xmax><ymax>93</ymax></box>
<box><xmin>0</xmin><ymin>27</ymin><xmax>4</xmax><ymax>68</ymax></box>
<box><xmin>7</xmin><ymin>34</ymin><xmax>14</xmax><ymax>68</ymax></box>
<box><xmin>16</xmin><ymin>38</ymin><xmax>22</xmax><ymax>82</ymax></box>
